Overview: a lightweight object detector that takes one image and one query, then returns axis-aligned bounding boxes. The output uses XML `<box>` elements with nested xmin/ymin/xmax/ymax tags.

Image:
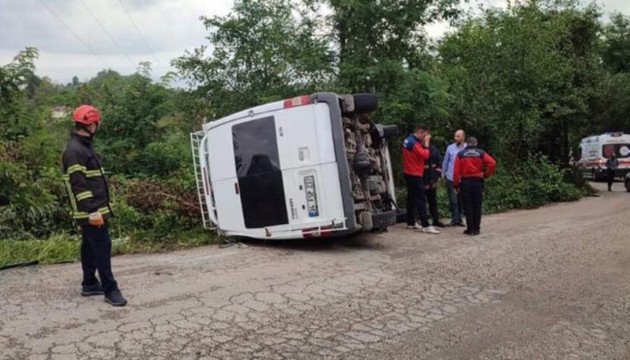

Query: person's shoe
<box><xmin>455</xmin><ymin>222</ymin><xmax>466</xmax><ymax>227</ymax></box>
<box><xmin>422</xmin><ymin>226</ymin><xmax>440</xmax><ymax>234</ymax></box>
<box><xmin>104</xmin><ymin>290</ymin><xmax>127</xmax><ymax>307</ymax></box>
<box><xmin>473</xmin><ymin>230</ymin><xmax>480</xmax><ymax>236</ymax></box>
<box><xmin>463</xmin><ymin>229</ymin><xmax>473</xmax><ymax>235</ymax></box>
<box><xmin>433</xmin><ymin>221</ymin><xmax>447</xmax><ymax>228</ymax></box>
<box><xmin>81</xmin><ymin>282</ymin><xmax>104</xmax><ymax>296</ymax></box>
<box><xmin>407</xmin><ymin>223</ymin><xmax>422</xmax><ymax>230</ymax></box>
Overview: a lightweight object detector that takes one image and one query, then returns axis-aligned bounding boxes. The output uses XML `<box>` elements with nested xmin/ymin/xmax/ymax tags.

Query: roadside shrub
<box><xmin>484</xmin><ymin>155</ymin><xmax>584</xmax><ymax>213</ymax></box>
<box><xmin>137</xmin><ymin>131</ymin><xmax>190</xmax><ymax>178</ymax></box>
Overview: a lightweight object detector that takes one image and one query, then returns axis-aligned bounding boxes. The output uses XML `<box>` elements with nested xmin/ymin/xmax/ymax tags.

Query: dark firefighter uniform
<box><xmin>423</xmin><ymin>145</ymin><xmax>443</xmax><ymax>226</ymax></box>
<box><xmin>62</xmin><ymin>133</ymin><xmax>112</xmax><ymax>224</ymax></box>
<box><xmin>62</xmin><ymin>105</ymin><xmax>126</xmax><ymax>306</ymax></box>
<box><xmin>453</xmin><ymin>144</ymin><xmax>496</xmax><ymax>235</ymax></box>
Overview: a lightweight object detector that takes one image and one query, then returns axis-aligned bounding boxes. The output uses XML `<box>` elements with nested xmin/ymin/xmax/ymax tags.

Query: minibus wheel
<box><xmin>353</xmin><ymin>94</ymin><xmax>379</xmax><ymax>113</ymax></box>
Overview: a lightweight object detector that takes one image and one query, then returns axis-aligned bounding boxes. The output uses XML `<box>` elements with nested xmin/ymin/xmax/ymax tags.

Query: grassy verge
<box><xmin>0</xmin><ymin>230</ymin><xmax>217</xmax><ymax>268</ymax></box>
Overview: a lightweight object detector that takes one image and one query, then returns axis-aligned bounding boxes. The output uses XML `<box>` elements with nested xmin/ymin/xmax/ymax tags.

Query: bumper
<box><xmin>371</xmin><ymin>211</ymin><xmax>397</xmax><ymax>229</ymax></box>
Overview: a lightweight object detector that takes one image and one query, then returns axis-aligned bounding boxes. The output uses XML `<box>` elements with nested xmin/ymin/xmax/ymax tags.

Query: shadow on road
<box><xmin>235</xmin><ymin>232</ymin><xmax>385</xmax><ymax>253</ymax></box>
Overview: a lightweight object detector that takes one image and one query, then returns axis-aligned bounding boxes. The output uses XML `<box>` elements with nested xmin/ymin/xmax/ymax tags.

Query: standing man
<box><xmin>403</xmin><ymin>126</ymin><xmax>440</xmax><ymax>234</ymax></box>
<box><xmin>62</xmin><ymin>105</ymin><xmax>127</xmax><ymax>306</ymax></box>
<box><xmin>606</xmin><ymin>153</ymin><xmax>619</xmax><ymax>191</ymax></box>
<box><xmin>442</xmin><ymin>129</ymin><xmax>467</xmax><ymax>227</ymax></box>
<box><xmin>424</xmin><ymin>144</ymin><xmax>446</xmax><ymax>228</ymax></box>
<box><xmin>453</xmin><ymin>137</ymin><xmax>496</xmax><ymax>236</ymax></box>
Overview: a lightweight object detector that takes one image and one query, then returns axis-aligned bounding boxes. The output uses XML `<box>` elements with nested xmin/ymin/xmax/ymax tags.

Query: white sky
<box><xmin>0</xmin><ymin>0</ymin><xmax>629</xmax><ymax>84</ymax></box>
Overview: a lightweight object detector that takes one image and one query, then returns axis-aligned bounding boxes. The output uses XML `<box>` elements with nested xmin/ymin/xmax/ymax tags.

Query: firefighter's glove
<box><xmin>88</xmin><ymin>212</ymin><xmax>105</xmax><ymax>228</ymax></box>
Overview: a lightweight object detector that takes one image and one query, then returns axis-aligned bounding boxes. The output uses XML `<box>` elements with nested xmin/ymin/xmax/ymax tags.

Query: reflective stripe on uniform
<box><xmin>63</xmin><ymin>180</ymin><xmax>78</xmax><ymax>213</ymax></box>
<box><xmin>73</xmin><ymin>212</ymin><xmax>89</xmax><ymax>219</ymax></box>
<box><xmin>71</xmin><ymin>208</ymin><xmax>110</xmax><ymax>220</ymax></box>
<box><xmin>62</xmin><ymin>164</ymin><xmax>108</xmax><ymax>220</ymax></box>
<box><xmin>63</xmin><ymin>166</ymin><xmax>104</xmax><ymax>178</ymax></box>
<box><xmin>85</xmin><ymin>170</ymin><xmax>103</xmax><ymax>178</ymax></box>
<box><xmin>76</xmin><ymin>191</ymin><xmax>93</xmax><ymax>201</ymax></box>
<box><xmin>66</xmin><ymin>164</ymin><xmax>87</xmax><ymax>175</ymax></box>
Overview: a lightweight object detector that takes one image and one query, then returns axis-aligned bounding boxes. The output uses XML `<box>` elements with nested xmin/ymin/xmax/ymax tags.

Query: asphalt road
<box><xmin>1</xmin><ymin>182</ymin><xmax>629</xmax><ymax>360</ymax></box>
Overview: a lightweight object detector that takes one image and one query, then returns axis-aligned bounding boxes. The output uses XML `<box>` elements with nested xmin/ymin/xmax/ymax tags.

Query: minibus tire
<box><xmin>353</xmin><ymin>94</ymin><xmax>379</xmax><ymax>113</ymax></box>
<box><xmin>380</xmin><ymin>124</ymin><xmax>399</xmax><ymax>139</ymax></box>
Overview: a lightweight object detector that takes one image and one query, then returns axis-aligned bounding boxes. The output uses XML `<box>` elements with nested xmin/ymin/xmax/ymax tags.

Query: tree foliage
<box><xmin>440</xmin><ymin>1</ymin><xmax>603</xmax><ymax>166</ymax></box>
<box><xmin>174</xmin><ymin>0</ymin><xmax>335</xmax><ymax>117</ymax></box>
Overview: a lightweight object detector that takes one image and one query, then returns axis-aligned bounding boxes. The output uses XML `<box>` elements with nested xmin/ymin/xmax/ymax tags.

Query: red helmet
<box><xmin>72</xmin><ymin>105</ymin><xmax>102</xmax><ymax>125</ymax></box>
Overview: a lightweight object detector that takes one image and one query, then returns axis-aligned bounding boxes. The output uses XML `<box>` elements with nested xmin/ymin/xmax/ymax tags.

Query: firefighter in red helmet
<box><xmin>62</xmin><ymin>105</ymin><xmax>127</xmax><ymax>306</ymax></box>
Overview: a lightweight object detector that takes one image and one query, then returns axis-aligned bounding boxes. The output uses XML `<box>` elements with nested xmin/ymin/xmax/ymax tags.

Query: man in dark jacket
<box><xmin>402</xmin><ymin>125</ymin><xmax>439</xmax><ymax>234</ymax></box>
<box><xmin>424</xmin><ymin>145</ymin><xmax>446</xmax><ymax>228</ymax></box>
<box><xmin>62</xmin><ymin>105</ymin><xmax>127</xmax><ymax>306</ymax></box>
<box><xmin>453</xmin><ymin>137</ymin><xmax>496</xmax><ymax>236</ymax></box>
<box><xmin>606</xmin><ymin>153</ymin><xmax>619</xmax><ymax>191</ymax></box>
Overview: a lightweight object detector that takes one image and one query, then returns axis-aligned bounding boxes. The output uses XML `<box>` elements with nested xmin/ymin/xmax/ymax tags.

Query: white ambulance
<box><xmin>576</xmin><ymin>132</ymin><xmax>630</xmax><ymax>181</ymax></box>
<box><xmin>191</xmin><ymin>92</ymin><xmax>399</xmax><ymax>240</ymax></box>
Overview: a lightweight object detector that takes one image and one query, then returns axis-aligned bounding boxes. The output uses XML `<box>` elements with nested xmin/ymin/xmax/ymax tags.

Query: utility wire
<box><xmin>37</xmin><ymin>0</ymin><xmax>110</xmax><ymax>68</ymax></box>
<box><xmin>116</xmin><ymin>0</ymin><xmax>160</xmax><ymax>65</ymax></box>
<box><xmin>78</xmin><ymin>0</ymin><xmax>136</xmax><ymax>67</ymax></box>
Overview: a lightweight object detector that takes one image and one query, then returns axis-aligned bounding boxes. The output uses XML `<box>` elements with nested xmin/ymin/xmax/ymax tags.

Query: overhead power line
<box><xmin>38</xmin><ymin>0</ymin><xmax>110</xmax><ymax>68</ymax></box>
<box><xmin>116</xmin><ymin>0</ymin><xmax>160</xmax><ymax>65</ymax></box>
<box><xmin>78</xmin><ymin>0</ymin><xmax>136</xmax><ymax>67</ymax></box>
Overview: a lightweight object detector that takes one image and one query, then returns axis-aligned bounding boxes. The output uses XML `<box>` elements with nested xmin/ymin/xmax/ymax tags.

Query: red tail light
<box><xmin>302</xmin><ymin>225</ymin><xmax>332</xmax><ymax>239</ymax></box>
<box><xmin>284</xmin><ymin>95</ymin><xmax>312</xmax><ymax>108</ymax></box>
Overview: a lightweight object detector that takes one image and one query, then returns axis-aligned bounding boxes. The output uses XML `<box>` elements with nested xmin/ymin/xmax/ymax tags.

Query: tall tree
<box><xmin>0</xmin><ymin>47</ymin><xmax>39</xmax><ymax>140</ymax></box>
<box><xmin>439</xmin><ymin>1</ymin><xmax>602</xmax><ymax>166</ymax></box>
<box><xmin>174</xmin><ymin>0</ymin><xmax>334</xmax><ymax>118</ymax></box>
<box><xmin>602</xmin><ymin>13</ymin><xmax>630</xmax><ymax>73</ymax></box>
<box><xmin>314</xmin><ymin>0</ymin><xmax>460</xmax><ymax>92</ymax></box>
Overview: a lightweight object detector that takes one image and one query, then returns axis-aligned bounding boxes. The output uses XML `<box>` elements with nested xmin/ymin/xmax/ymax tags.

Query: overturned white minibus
<box><xmin>191</xmin><ymin>92</ymin><xmax>399</xmax><ymax>240</ymax></box>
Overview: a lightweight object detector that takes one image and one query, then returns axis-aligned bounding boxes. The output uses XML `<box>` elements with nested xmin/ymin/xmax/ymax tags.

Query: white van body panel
<box><xmin>211</xmin><ymin>178</ymin><xmax>244</xmax><ymax>231</ymax></box>
<box><xmin>281</xmin><ymin>163</ymin><xmax>345</xmax><ymax>225</ymax></box>
<box><xmin>275</xmin><ymin>103</ymin><xmax>337</xmax><ymax>169</ymax></box>
<box><xmin>203</xmin><ymin>101</ymin><xmax>284</xmax><ymax>133</ymax></box>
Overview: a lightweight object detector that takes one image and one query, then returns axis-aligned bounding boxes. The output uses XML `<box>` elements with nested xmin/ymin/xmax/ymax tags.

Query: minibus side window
<box><xmin>233</xmin><ymin>117</ymin><xmax>289</xmax><ymax>228</ymax></box>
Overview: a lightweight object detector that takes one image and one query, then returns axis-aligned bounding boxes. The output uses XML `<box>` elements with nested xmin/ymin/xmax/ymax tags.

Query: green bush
<box><xmin>137</xmin><ymin>131</ymin><xmax>191</xmax><ymax>178</ymax></box>
<box><xmin>483</xmin><ymin>156</ymin><xmax>584</xmax><ymax>213</ymax></box>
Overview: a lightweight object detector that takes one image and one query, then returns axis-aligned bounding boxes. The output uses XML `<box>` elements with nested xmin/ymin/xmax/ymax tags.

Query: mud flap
<box><xmin>371</xmin><ymin>211</ymin><xmax>397</xmax><ymax>230</ymax></box>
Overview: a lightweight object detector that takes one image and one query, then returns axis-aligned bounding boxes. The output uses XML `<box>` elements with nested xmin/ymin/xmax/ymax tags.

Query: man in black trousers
<box><xmin>402</xmin><ymin>126</ymin><xmax>440</xmax><ymax>234</ymax></box>
<box><xmin>606</xmin><ymin>153</ymin><xmax>619</xmax><ymax>191</ymax></box>
<box><xmin>424</xmin><ymin>144</ymin><xmax>446</xmax><ymax>228</ymax></box>
<box><xmin>453</xmin><ymin>137</ymin><xmax>496</xmax><ymax>236</ymax></box>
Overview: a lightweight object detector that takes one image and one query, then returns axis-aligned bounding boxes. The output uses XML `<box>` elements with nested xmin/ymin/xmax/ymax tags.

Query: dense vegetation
<box><xmin>2</xmin><ymin>0</ymin><xmax>629</xmax><ymax>266</ymax></box>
